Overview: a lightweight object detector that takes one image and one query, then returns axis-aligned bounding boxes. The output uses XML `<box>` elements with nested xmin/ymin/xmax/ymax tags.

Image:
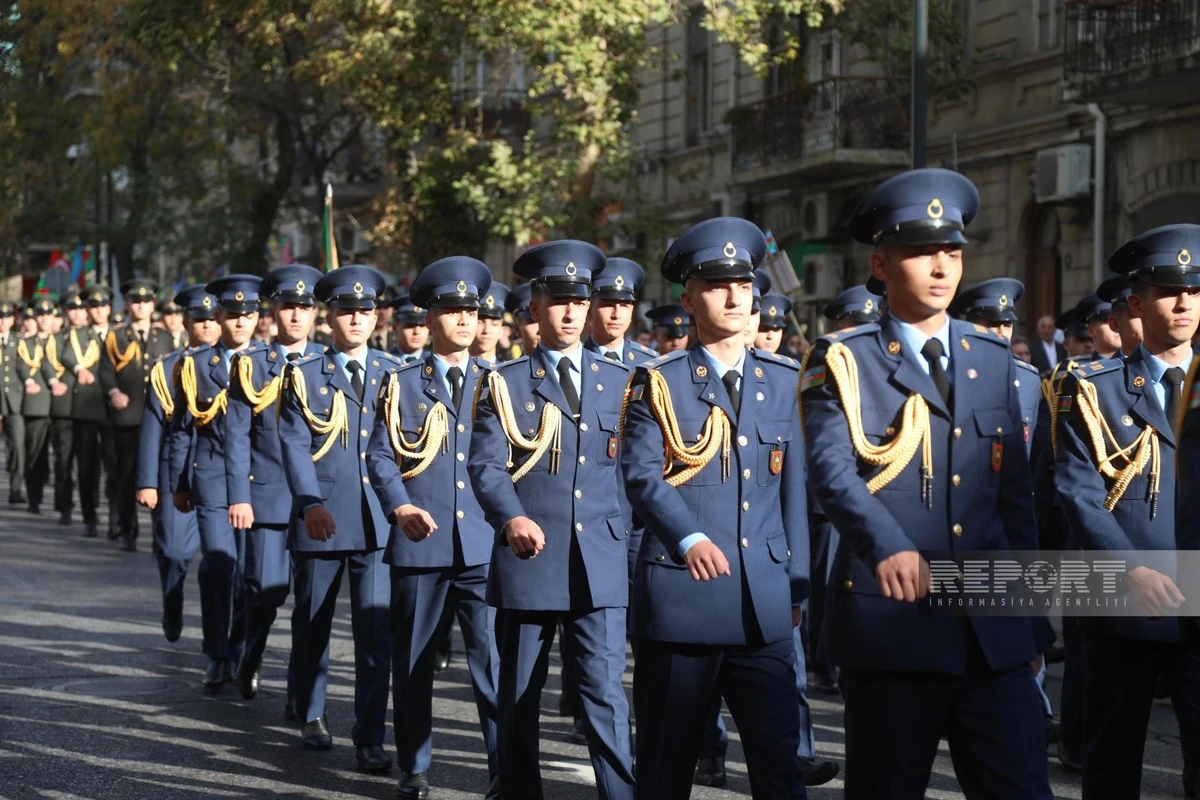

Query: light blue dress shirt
<box><xmin>1140</xmin><ymin>345</ymin><xmax>1194</xmax><ymax>413</ymax></box>
<box><xmin>334</xmin><ymin>349</ymin><xmax>369</xmax><ymax>385</ymax></box>
<box><xmin>895</xmin><ymin>316</ymin><xmax>951</xmax><ymax>376</ymax></box>
<box><xmin>538</xmin><ymin>343</ymin><xmax>583</xmax><ymax>400</ymax></box>
<box><xmin>432</xmin><ymin>354</ymin><xmax>469</xmax><ymax>400</ymax></box>
<box><xmin>219</xmin><ymin>342</ymin><xmax>249</xmax><ymax>376</ymax></box>
<box><xmin>595</xmin><ymin>338</ymin><xmax>625</xmax><ymax>361</ymax></box>
<box><xmin>679</xmin><ymin>345</ymin><xmax>748</xmax><ymax>557</ymax></box>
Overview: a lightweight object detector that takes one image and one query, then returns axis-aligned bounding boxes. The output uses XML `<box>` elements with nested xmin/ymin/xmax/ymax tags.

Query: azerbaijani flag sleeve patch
<box><xmin>629</xmin><ymin>383</ymin><xmax>645</xmax><ymax>403</ymax></box>
<box><xmin>801</xmin><ymin>366</ymin><xmax>827</xmax><ymax>392</ymax></box>
<box><xmin>1189</xmin><ymin>387</ymin><xmax>1200</xmax><ymax>411</ymax></box>
<box><xmin>1058</xmin><ymin>394</ymin><xmax>1073</xmax><ymax>412</ymax></box>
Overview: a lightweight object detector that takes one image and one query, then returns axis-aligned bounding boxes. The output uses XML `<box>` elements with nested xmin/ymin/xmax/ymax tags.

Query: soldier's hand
<box><xmin>395</xmin><ymin>504</ymin><xmax>437</xmax><ymax>542</ymax></box>
<box><xmin>1127</xmin><ymin>566</ymin><xmax>1186</xmax><ymax>617</ymax></box>
<box><xmin>25</xmin><ymin>382</ymin><xmax>40</xmax><ymax>396</ymax></box>
<box><xmin>77</xmin><ymin>367</ymin><xmax>95</xmax><ymax>385</ymax></box>
<box><xmin>172</xmin><ymin>492</ymin><xmax>193</xmax><ymax>513</ymax></box>
<box><xmin>684</xmin><ymin>540</ymin><xmax>731</xmax><ymax>581</ymax></box>
<box><xmin>50</xmin><ymin>380</ymin><xmax>67</xmax><ymax>397</ymax></box>
<box><xmin>505</xmin><ymin>516</ymin><xmax>545</xmax><ymax>559</ymax></box>
<box><xmin>136</xmin><ymin>488</ymin><xmax>158</xmax><ymax>510</ymax></box>
<box><xmin>876</xmin><ymin>550</ymin><xmax>929</xmax><ymax>602</ymax></box>
<box><xmin>304</xmin><ymin>505</ymin><xmax>337</xmax><ymax>542</ymax></box>
<box><xmin>110</xmin><ymin>390</ymin><xmax>130</xmax><ymax>410</ymax></box>
<box><xmin>229</xmin><ymin>502</ymin><xmax>254</xmax><ymax>530</ymax></box>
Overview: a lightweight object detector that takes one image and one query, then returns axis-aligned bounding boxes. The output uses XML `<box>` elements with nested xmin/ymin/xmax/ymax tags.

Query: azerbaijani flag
<box><xmin>321</xmin><ymin>183</ymin><xmax>339</xmax><ymax>272</ymax></box>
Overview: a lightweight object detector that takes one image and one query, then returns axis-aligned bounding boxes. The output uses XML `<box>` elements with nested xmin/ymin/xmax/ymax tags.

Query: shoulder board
<box><xmin>753</xmin><ymin>347</ymin><xmax>801</xmax><ymax>370</ymax></box>
<box><xmin>1014</xmin><ymin>357</ymin><xmax>1040</xmax><ymax>374</ymax></box>
<box><xmin>1071</xmin><ymin>358</ymin><xmax>1122</xmax><ymax>380</ymax></box>
<box><xmin>375</xmin><ymin>351</ymin><xmax>404</xmax><ymax>367</ymax></box>
<box><xmin>962</xmin><ymin>323</ymin><xmax>1008</xmax><ymax>345</ymax></box>
<box><xmin>627</xmin><ymin>339</ymin><xmax>657</xmax><ymax>357</ymax></box>
<box><xmin>292</xmin><ymin>352</ymin><xmax>322</xmax><ymax>367</ymax></box>
<box><xmin>818</xmin><ymin>323</ymin><xmax>878</xmax><ymax>345</ymax></box>
<box><xmin>493</xmin><ymin>355</ymin><xmax>530</xmax><ymax>373</ymax></box>
<box><xmin>637</xmin><ymin>349</ymin><xmax>688</xmax><ymax>372</ymax></box>
<box><xmin>595</xmin><ymin>356</ymin><xmax>631</xmax><ymax>373</ymax></box>
<box><xmin>397</xmin><ymin>358</ymin><xmax>425</xmax><ymax>372</ymax></box>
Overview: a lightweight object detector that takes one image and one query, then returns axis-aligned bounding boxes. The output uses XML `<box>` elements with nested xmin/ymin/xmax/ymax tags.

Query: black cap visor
<box><xmin>217</xmin><ymin>300</ymin><xmax>260</xmax><ymax>314</ymax></box>
<box><xmin>592</xmin><ymin>287</ymin><xmax>636</xmax><ymax>303</ymax></box>
<box><xmin>682</xmin><ymin>260</ymin><xmax>755</xmax><ymax>283</ymax></box>
<box><xmin>533</xmin><ymin>278</ymin><xmax>591</xmax><ymax>299</ymax></box>
<box><xmin>877</xmin><ymin>221</ymin><xmax>967</xmax><ymax>247</ymax></box>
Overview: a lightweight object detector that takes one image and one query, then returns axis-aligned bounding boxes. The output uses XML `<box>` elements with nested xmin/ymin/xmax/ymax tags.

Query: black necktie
<box><xmin>922</xmin><ymin>339</ymin><xmax>951</xmax><ymax>406</ymax></box>
<box><xmin>604</xmin><ymin>350</ymin><xmax>619</xmax><ymax>361</ymax></box>
<box><xmin>137</xmin><ymin>329</ymin><xmax>146</xmax><ymax>345</ymax></box>
<box><xmin>347</xmin><ymin>360</ymin><xmax>364</xmax><ymax>401</ymax></box>
<box><xmin>557</xmin><ymin>357</ymin><xmax>580</xmax><ymax>416</ymax></box>
<box><xmin>1165</xmin><ymin>366</ymin><xmax>1185</xmax><ymax>426</ymax></box>
<box><xmin>722</xmin><ymin>370</ymin><xmax>741</xmax><ymax>416</ymax></box>
<box><xmin>286</xmin><ymin>351</ymin><xmax>300</xmax><ymax>362</ymax></box>
<box><xmin>447</xmin><ymin>366</ymin><xmax>464</xmax><ymax>411</ymax></box>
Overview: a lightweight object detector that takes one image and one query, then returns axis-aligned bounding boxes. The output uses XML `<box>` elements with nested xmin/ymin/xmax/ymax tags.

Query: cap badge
<box><xmin>927</xmin><ymin>198</ymin><xmax>944</xmax><ymax>219</ymax></box>
<box><xmin>485</xmin><ymin>295</ymin><xmax>495</xmax><ymax>308</ymax></box>
<box><xmin>614</xmin><ymin>275</ymin><xmax>625</xmax><ymax>288</ymax></box>
<box><xmin>296</xmin><ymin>280</ymin><xmax>306</xmax><ymax>292</ymax></box>
<box><xmin>864</xmin><ymin>299</ymin><xmax>874</xmax><ymax>312</ymax></box>
<box><xmin>234</xmin><ymin>291</ymin><xmax>244</xmax><ymax>301</ymax></box>
<box><xmin>564</xmin><ymin>262</ymin><xmax>578</xmax><ymax>277</ymax></box>
<box><xmin>673</xmin><ymin>317</ymin><xmax>682</xmax><ymax>325</ymax></box>
<box><xmin>202</xmin><ymin>297</ymin><xmax>212</xmax><ymax>308</ymax></box>
<box><xmin>456</xmin><ymin>280</ymin><xmax>467</xmax><ymax>293</ymax></box>
<box><xmin>353</xmin><ymin>282</ymin><xmax>364</xmax><ymax>293</ymax></box>
<box><xmin>1180</xmin><ymin>249</ymin><xmax>1192</xmax><ymax>266</ymax></box>
<box><xmin>768</xmin><ymin>306</ymin><xmax>777</xmax><ymax>316</ymax></box>
<box><xmin>722</xmin><ymin>242</ymin><xmax>737</xmax><ymax>259</ymax></box>
<box><xmin>999</xmin><ymin>294</ymin><xmax>1008</xmax><ymax>307</ymax></box>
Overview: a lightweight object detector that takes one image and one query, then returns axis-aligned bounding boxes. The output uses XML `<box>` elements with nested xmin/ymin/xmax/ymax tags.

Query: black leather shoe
<box><xmin>58</xmin><ymin>510</ymin><xmax>71</xmax><ymax>526</ymax></box>
<box><xmin>484</xmin><ymin>775</ymin><xmax>501</xmax><ymax>800</ymax></box>
<box><xmin>355</xmin><ymin>744</ymin><xmax>392</xmax><ymax>773</ymax></box>
<box><xmin>225</xmin><ymin>659</ymin><xmax>239</xmax><ymax>682</ymax></box>
<box><xmin>1043</xmin><ymin>715</ymin><xmax>1061</xmax><ymax>745</ymax></box>
<box><xmin>434</xmin><ymin>636</ymin><xmax>452</xmax><ymax>673</ymax></box>
<box><xmin>569</xmin><ymin>717</ymin><xmax>587</xmax><ymax>745</ymax></box>
<box><xmin>8</xmin><ymin>493</ymin><xmax>25</xmax><ymax>506</ymax></box>
<box><xmin>285</xmin><ymin>698</ymin><xmax>298</xmax><ymax>722</ymax></box>
<box><xmin>796</xmin><ymin>755</ymin><xmax>840</xmax><ymax>787</ymax></box>
<box><xmin>238</xmin><ymin>655</ymin><xmax>260</xmax><ymax>700</ymax></box>
<box><xmin>694</xmin><ymin>757</ymin><xmax>726</xmax><ymax>787</ymax></box>
<box><xmin>201</xmin><ymin>659</ymin><xmax>226</xmax><ymax>692</ymax></box>
<box><xmin>396</xmin><ymin>772</ymin><xmax>430</xmax><ymax>799</ymax></box>
<box><xmin>810</xmin><ymin>671</ymin><xmax>839</xmax><ymax>695</ymax></box>
<box><xmin>302</xmin><ymin>717</ymin><xmax>332</xmax><ymax>750</ymax></box>
<box><xmin>120</xmin><ymin>533</ymin><xmax>136</xmax><ymax>552</ymax></box>
<box><xmin>83</xmin><ymin>522</ymin><xmax>98</xmax><ymax>538</ymax></box>
<box><xmin>558</xmin><ymin>691</ymin><xmax>572</xmax><ymax>716</ymax></box>
<box><xmin>162</xmin><ymin>612</ymin><xmax>183</xmax><ymax>643</ymax></box>
<box><xmin>107</xmin><ymin>520</ymin><xmax>120</xmax><ymax>540</ymax></box>
<box><xmin>27</xmin><ymin>504</ymin><xmax>39</xmax><ymax>515</ymax></box>
<box><xmin>1057</xmin><ymin>741</ymin><xmax>1082</xmax><ymax>773</ymax></box>
<box><xmin>1185</xmin><ymin>761</ymin><xmax>1196</xmax><ymax>797</ymax></box>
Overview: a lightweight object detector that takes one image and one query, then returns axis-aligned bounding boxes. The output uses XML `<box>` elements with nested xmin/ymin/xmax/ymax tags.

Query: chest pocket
<box><xmin>973</xmin><ymin>408</ymin><xmax>1011</xmax><ymax>485</ymax></box>
<box><xmin>595</xmin><ymin>410</ymin><xmax>620</xmax><ymax>464</ymax></box>
<box><xmin>756</xmin><ymin>421</ymin><xmax>793</xmax><ymax>487</ymax></box>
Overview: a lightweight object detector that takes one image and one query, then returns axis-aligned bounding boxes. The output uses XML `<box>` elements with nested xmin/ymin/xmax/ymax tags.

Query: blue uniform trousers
<box><xmin>806</xmin><ymin>515</ymin><xmax>838</xmax><ymax>683</ymax></box>
<box><xmin>196</xmin><ymin>504</ymin><xmax>243</xmax><ymax>662</ymax></box>
<box><xmin>153</xmin><ymin>502</ymin><xmax>198</xmax><ymax>626</ymax></box>
<box><xmin>635</xmin><ymin>636</ymin><xmax>806</xmax><ymax>800</ymax></box>
<box><xmin>391</xmin><ymin>564</ymin><xmax>498</xmax><ymax>777</ymax></box>
<box><xmin>839</xmin><ymin>635</ymin><xmax>1051</xmax><ymax>800</ymax></box>
<box><xmin>241</xmin><ymin>525</ymin><xmax>292</xmax><ymax>692</ymax></box>
<box><xmin>495</xmin><ymin>607</ymin><xmax>634</xmax><ymax>800</ymax></box>
<box><xmin>699</xmin><ymin>622</ymin><xmax>816</xmax><ymax>762</ymax></box>
<box><xmin>292</xmin><ymin>549</ymin><xmax>391</xmax><ymax>745</ymax></box>
<box><xmin>1081</xmin><ymin>631</ymin><xmax>1200</xmax><ymax>799</ymax></box>
<box><xmin>1059</xmin><ymin>614</ymin><xmax>1085</xmax><ymax>755</ymax></box>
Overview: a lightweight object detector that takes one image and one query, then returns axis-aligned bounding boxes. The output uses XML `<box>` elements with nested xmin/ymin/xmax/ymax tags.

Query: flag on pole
<box><xmin>764</xmin><ymin>229</ymin><xmax>780</xmax><ymax>256</ymax></box>
<box><xmin>70</xmin><ymin>245</ymin><xmax>85</xmax><ymax>283</ymax></box>
<box><xmin>280</xmin><ymin>236</ymin><xmax>293</xmax><ymax>266</ymax></box>
<box><xmin>322</xmin><ymin>184</ymin><xmax>339</xmax><ymax>272</ymax></box>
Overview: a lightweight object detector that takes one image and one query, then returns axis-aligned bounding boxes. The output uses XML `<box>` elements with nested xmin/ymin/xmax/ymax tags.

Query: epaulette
<box><xmin>637</xmin><ymin>349</ymin><xmax>687</xmax><ymax>372</ymax></box>
<box><xmin>753</xmin><ymin>347</ymin><xmax>801</xmax><ymax>370</ymax></box>
<box><xmin>627</xmin><ymin>339</ymin><xmax>657</xmax><ymax>358</ymax></box>
<box><xmin>188</xmin><ymin>343</ymin><xmax>214</xmax><ymax>358</ymax></box>
<box><xmin>1014</xmin><ymin>357</ymin><xmax>1040</xmax><ymax>375</ymax></box>
<box><xmin>397</xmin><ymin>358</ymin><xmax>425</xmax><ymax>372</ymax></box>
<box><xmin>962</xmin><ymin>323</ymin><xmax>1008</xmax><ymax>345</ymax></box>
<box><xmin>595</xmin><ymin>355</ymin><xmax>631</xmax><ymax>373</ymax></box>
<box><xmin>1069</xmin><ymin>358</ymin><xmax>1123</xmax><ymax>380</ymax></box>
<box><xmin>291</xmin><ymin>352</ymin><xmax>322</xmax><ymax>368</ymax></box>
<box><xmin>493</xmin><ymin>355</ymin><xmax>530</xmax><ymax>373</ymax></box>
<box><xmin>818</xmin><ymin>323</ymin><xmax>878</xmax><ymax>345</ymax></box>
<box><xmin>376</xmin><ymin>351</ymin><xmax>405</xmax><ymax>368</ymax></box>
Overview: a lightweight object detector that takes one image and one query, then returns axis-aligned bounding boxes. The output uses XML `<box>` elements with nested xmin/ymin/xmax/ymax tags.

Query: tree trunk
<box><xmin>231</xmin><ymin>113</ymin><xmax>296</xmax><ymax>275</ymax></box>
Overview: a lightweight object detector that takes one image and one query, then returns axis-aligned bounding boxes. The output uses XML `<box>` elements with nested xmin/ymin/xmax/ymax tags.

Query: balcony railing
<box><xmin>1065</xmin><ymin>0</ymin><xmax>1200</xmax><ymax>90</ymax></box>
<box><xmin>451</xmin><ymin>87</ymin><xmax>532</xmax><ymax>142</ymax></box>
<box><xmin>731</xmin><ymin>77</ymin><xmax>910</xmax><ymax>174</ymax></box>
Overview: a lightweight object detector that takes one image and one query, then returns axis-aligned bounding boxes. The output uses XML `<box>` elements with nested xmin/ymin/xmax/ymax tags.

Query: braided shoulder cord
<box><xmin>236</xmin><ymin>355</ymin><xmax>282</xmax><ymax>416</ymax></box>
<box><xmin>69</xmin><ymin>328</ymin><xmax>99</xmax><ymax>369</ymax></box>
<box><xmin>1072</xmin><ymin>377</ymin><xmax>1161</xmax><ymax>514</ymax></box>
<box><xmin>382</xmin><ymin>372</ymin><xmax>449</xmax><ymax>480</ymax></box>
<box><xmin>1175</xmin><ymin>357</ymin><xmax>1200</xmax><ymax>439</ymax></box>
<box><xmin>149</xmin><ymin>361</ymin><xmax>175</xmax><ymax>422</ymax></box>
<box><xmin>645</xmin><ymin>369</ymin><xmax>730</xmax><ymax>487</ymax></box>
<box><xmin>179</xmin><ymin>356</ymin><xmax>227</xmax><ymax>427</ymax></box>
<box><xmin>17</xmin><ymin>339</ymin><xmax>42</xmax><ymax>371</ymax></box>
<box><xmin>106</xmin><ymin>330</ymin><xmax>139</xmax><ymax>373</ymax></box>
<box><xmin>486</xmin><ymin>370</ymin><xmax>562</xmax><ymax>481</ymax></box>
<box><xmin>287</xmin><ymin>365</ymin><xmax>348</xmax><ymax>463</ymax></box>
<box><xmin>821</xmin><ymin>342</ymin><xmax>935</xmax><ymax>503</ymax></box>
<box><xmin>45</xmin><ymin>336</ymin><xmax>65</xmax><ymax>379</ymax></box>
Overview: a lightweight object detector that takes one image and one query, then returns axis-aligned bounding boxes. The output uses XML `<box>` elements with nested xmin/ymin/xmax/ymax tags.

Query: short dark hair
<box><xmin>1011</xmin><ymin>335</ymin><xmax>1029</xmax><ymax>347</ymax></box>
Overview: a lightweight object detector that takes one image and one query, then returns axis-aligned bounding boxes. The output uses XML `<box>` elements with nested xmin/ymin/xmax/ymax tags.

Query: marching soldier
<box><xmin>48</xmin><ymin>290</ymin><xmax>85</xmax><ymax>526</ymax></box>
<box><xmin>1057</xmin><ymin>224</ymin><xmax>1200</xmax><ymax>799</ymax></box>
<box><xmin>742</xmin><ymin>269</ymin><xmax>772</xmax><ymax>348</ymax></box>
<box><xmin>646</xmin><ymin>303</ymin><xmax>689</xmax><ymax>354</ymax></box>
<box><xmin>161</xmin><ymin>299</ymin><xmax>186</xmax><ymax>350</ymax></box>
<box><xmin>137</xmin><ymin>286</ymin><xmax>217</xmax><ymax>642</ymax></box>
<box><xmin>1097</xmin><ymin>274</ymin><xmax>1143</xmax><ymax>358</ymax></box>
<box><xmin>0</xmin><ymin>301</ymin><xmax>24</xmax><ymax>507</ymax></box>
<box><xmin>167</xmin><ymin>275</ymin><xmax>262</xmax><ymax>689</ymax></box>
<box><xmin>585</xmin><ymin>258</ymin><xmax>657</xmax><ymax>367</ymax></box>
<box><xmin>62</xmin><ymin>285</ymin><xmax>113</xmax><ymax>538</ymax></box>
<box><xmin>801</xmin><ymin>169</ymin><xmax>1051</xmax><ymax>798</ymax></box>
<box><xmin>17</xmin><ymin>298</ymin><xmax>55</xmax><ymax>517</ymax></box>
<box><xmin>224</xmin><ymin>265</ymin><xmax>324</xmax><ymax>704</ymax></box>
<box><xmin>278</xmin><ymin>265</ymin><xmax>401</xmax><ymax>763</ymax></box>
<box><xmin>505</xmin><ymin>282</ymin><xmax>539</xmax><ymax>357</ymax></box>
<box><xmin>755</xmin><ymin>293</ymin><xmax>792</xmax><ymax>355</ymax></box>
<box><xmin>390</xmin><ymin>294</ymin><xmax>430</xmax><ymax>364</ymax></box>
<box><xmin>100</xmin><ymin>279</ymin><xmax>173</xmax><ymax>548</ymax></box>
<box><xmin>621</xmin><ymin>218</ymin><xmax>811</xmax><ymax>799</ymax></box>
<box><xmin>370</xmin><ymin>286</ymin><xmax>395</xmax><ymax>352</ymax></box>
<box><xmin>366</xmin><ymin>257</ymin><xmax>500</xmax><ymax>797</ymax></box>
<box><xmin>469</xmin><ymin>242</ymin><xmax>635</xmax><ymax>800</ymax></box>
<box><xmin>470</xmin><ymin>281</ymin><xmax>510</xmax><ymax>367</ymax></box>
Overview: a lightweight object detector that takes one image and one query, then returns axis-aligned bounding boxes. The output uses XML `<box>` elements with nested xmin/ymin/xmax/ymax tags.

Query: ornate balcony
<box><xmin>451</xmin><ymin>87</ymin><xmax>532</xmax><ymax>143</ymax></box>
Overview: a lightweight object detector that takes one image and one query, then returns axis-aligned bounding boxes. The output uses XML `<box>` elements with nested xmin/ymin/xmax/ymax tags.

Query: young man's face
<box><xmin>67</xmin><ymin>308</ymin><xmax>89</xmax><ymax>328</ymax></box>
<box><xmin>1108</xmin><ymin>307</ymin><xmax>1144</xmax><ymax>352</ymax></box>
<box><xmin>473</xmin><ymin>316</ymin><xmax>503</xmax><ymax>355</ymax></box>
<box><xmin>755</xmin><ymin>327</ymin><xmax>783</xmax><ymax>353</ymax></box>
<box><xmin>589</xmin><ymin>299</ymin><xmax>633</xmax><ymax>343</ymax></box>
<box><xmin>331</xmin><ymin>307</ymin><xmax>377</xmax><ymax>350</ymax></box>
<box><xmin>87</xmin><ymin>304</ymin><xmax>111</xmax><ymax>326</ymax></box>
<box><xmin>1128</xmin><ymin>285</ymin><xmax>1200</xmax><ymax>349</ymax></box>
<box><xmin>529</xmin><ymin>293</ymin><xmax>588</xmax><ymax>350</ymax></box>
<box><xmin>870</xmin><ymin>243</ymin><xmax>963</xmax><ymax>320</ymax></box>
<box><xmin>188</xmin><ymin>316</ymin><xmax>221</xmax><ymax>347</ymax></box>
<box><xmin>0</xmin><ymin>316</ymin><xmax>12</xmax><ymax>334</ymax></box>
<box><xmin>427</xmin><ymin>306</ymin><xmax>479</xmax><ymax>352</ymax></box>
<box><xmin>1065</xmin><ymin>334</ymin><xmax>1094</xmax><ymax>358</ymax></box>
<box><xmin>35</xmin><ymin>313</ymin><xmax>54</xmax><ymax>336</ymax></box>
<box><xmin>655</xmin><ymin>332</ymin><xmax>689</xmax><ymax>353</ymax></box>
<box><xmin>1011</xmin><ymin>341</ymin><xmax>1032</xmax><ymax>362</ymax></box>
<box><xmin>126</xmin><ymin>297</ymin><xmax>154</xmax><ymax>323</ymax></box>
<box><xmin>274</xmin><ymin>303</ymin><xmax>318</xmax><ymax>345</ymax></box>
<box><xmin>393</xmin><ymin>320</ymin><xmax>429</xmax><ymax>353</ymax></box>
<box><xmin>217</xmin><ymin>310</ymin><xmax>258</xmax><ymax>347</ymax></box>
<box><xmin>1087</xmin><ymin>318</ymin><xmax>1122</xmax><ymax>355</ymax></box>
<box><xmin>21</xmin><ymin>317</ymin><xmax>36</xmax><ymax>335</ymax></box>
<box><xmin>517</xmin><ymin>318</ymin><xmax>540</xmax><ymax>351</ymax></box>
<box><xmin>681</xmin><ymin>278</ymin><xmax>753</xmax><ymax>339</ymax></box>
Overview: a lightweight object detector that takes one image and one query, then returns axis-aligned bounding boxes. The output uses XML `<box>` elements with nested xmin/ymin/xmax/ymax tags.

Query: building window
<box><xmin>1033</xmin><ymin>0</ymin><xmax>1062</xmax><ymax>52</ymax></box>
<box><xmin>685</xmin><ymin>10</ymin><xmax>710</xmax><ymax>147</ymax></box>
<box><xmin>765</xmin><ymin>16</ymin><xmax>804</xmax><ymax>97</ymax></box>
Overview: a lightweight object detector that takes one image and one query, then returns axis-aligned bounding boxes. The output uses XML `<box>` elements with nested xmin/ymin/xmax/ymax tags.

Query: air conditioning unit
<box><xmin>803</xmin><ymin>253</ymin><xmax>844</xmax><ymax>301</ymax></box>
<box><xmin>1036</xmin><ymin>144</ymin><xmax>1092</xmax><ymax>203</ymax></box>
<box><xmin>800</xmin><ymin>193</ymin><xmax>831</xmax><ymax>240</ymax></box>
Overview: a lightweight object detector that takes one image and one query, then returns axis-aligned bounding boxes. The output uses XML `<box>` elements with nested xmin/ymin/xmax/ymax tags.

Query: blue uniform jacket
<box><xmin>166</xmin><ymin>342</ymin><xmax>267</xmax><ymax>508</ymax></box>
<box><xmin>278</xmin><ymin>347</ymin><xmax>402</xmax><ymax>553</ymax></box>
<box><xmin>584</xmin><ymin>336</ymin><xmax>657</xmax><ymax>368</ymax></box>
<box><xmin>1056</xmin><ymin>352</ymin><xmax>1186</xmax><ymax>643</ymax></box>
<box><xmin>366</xmin><ymin>354</ymin><xmax>492</xmax><ymax>569</ymax></box>
<box><xmin>225</xmin><ymin>341</ymin><xmax>323</xmax><ymax>526</ymax></box>
<box><xmin>137</xmin><ymin>348</ymin><xmax>192</xmax><ymax>495</ymax></box>
<box><xmin>468</xmin><ymin>347</ymin><xmax>631</xmax><ymax>611</ymax></box>
<box><xmin>1015</xmin><ymin>357</ymin><xmax>1041</xmax><ymax>458</ymax></box>
<box><xmin>801</xmin><ymin>315</ymin><xmax>1042</xmax><ymax>674</ymax></box>
<box><xmin>621</xmin><ymin>344</ymin><xmax>808</xmax><ymax>647</ymax></box>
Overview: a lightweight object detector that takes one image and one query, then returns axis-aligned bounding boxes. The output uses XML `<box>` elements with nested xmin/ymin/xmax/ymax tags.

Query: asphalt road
<box><xmin>0</xmin><ymin>492</ymin><xmax>1191</xmax><ymax>798</ymax></box>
